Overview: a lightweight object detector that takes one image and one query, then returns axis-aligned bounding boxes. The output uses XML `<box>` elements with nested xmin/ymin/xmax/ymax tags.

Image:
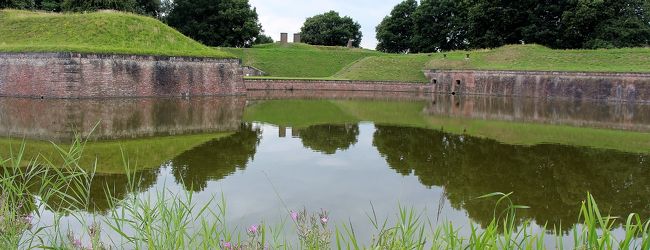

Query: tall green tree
<box><xmin>37</xmin><ymin>0</ymin><xmax>63</xmax><ymax>11</ymax></box>
<box><xmin>61</xmin><ymin>0</ymin><xmax>138</xmax><ymax>12</ymax></box>
<box><xmin>166</xmin><ymin>0</ymin><xmax>262</xmax><ymax>47</ymax></box>
<box><xmin>1</xmin><ymin>0</ymin><xmax>35</xmax><ymax>9</ymax></box>
<box><xmin>375</xmin><ymin>0</ymin><xmax>418</xmax><ymax>53</ymax></box>
<box><xmin>134</xmin><ymin>0</ymin><xmax>160</xmax><ymax>16</ymax></box>
<box><xmin>520</xmin><ymin>0</ymin><xmax>571</xmax><ymax>48</ymax></box>
<box><xmin>412</xmin><ymin>0</ymin><xmax>468</xmax><ymax>52</ymax></box>
<box><xmin>300</xmin><ymin>11</ymin><xmax>362</xmax><ymax>47</ymax></box>
<box><xmin>465</xmin><ymin>0</ymin><xmax>533</xmax><ymax>49</ymax></box>
<box><xmin>254</xmin><ymin>34</ymin><xmax>274</xmax><ymax>45</ymax></box>
<box><xmin>560</xmin><ymin>0</ymin><xmax>650</xmax><ymax>49</ymax></box>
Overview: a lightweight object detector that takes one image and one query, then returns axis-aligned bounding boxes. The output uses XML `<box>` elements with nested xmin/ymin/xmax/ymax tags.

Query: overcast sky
<box><xmin>248</xmin><ymin>0</ymin><xmax>403</xmax><ymax>50</ymax></box>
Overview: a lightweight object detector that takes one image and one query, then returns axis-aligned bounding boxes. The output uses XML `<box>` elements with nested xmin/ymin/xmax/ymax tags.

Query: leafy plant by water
<box><xmin>0</xmin><ymin>134</ymin><xmax>649</xmax><ymax>249</ymax></box>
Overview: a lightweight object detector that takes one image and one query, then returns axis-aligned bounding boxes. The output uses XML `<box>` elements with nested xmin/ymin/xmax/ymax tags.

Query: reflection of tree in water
<box><xmin>171</xmin><ymin>124</ymin><xmax>261</xmax><ymax>192</ymax></box>
<box><xmin>297</xmin><ymin>124</ymin><xmax>359</xmax><ymax>154</ymax></box>
<box><xmin>373</xmin><ymin>125</ymin><xmax>650</xmax><ymax>230</ymax></box>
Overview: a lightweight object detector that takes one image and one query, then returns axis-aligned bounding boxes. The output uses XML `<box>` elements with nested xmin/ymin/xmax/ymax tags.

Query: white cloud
<box><xmin>249</xmin><ymin>0</ymin><xmax>402</xmax><ymax>49</ymax></box>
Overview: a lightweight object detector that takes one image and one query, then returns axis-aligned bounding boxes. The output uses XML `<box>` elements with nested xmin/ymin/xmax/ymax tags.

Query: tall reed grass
<box><xmin>0</xmin><ymin>135</ymin><xmax>648</xmax><ymax>249</ymax></box>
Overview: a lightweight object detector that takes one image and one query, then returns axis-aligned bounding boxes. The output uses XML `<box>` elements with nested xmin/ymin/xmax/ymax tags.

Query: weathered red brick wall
<box><xmin>425</xmin><ymin>70</ymin><xmax>650</xmax><ymax>103</ymax></box>
<box><xmin>0</xmin><ymin>53</ymin><xmax>245</xmax><ymax>98</ymax></box>
<box><xmin>245</xmin><ymin>79</ymin><xmax>434</xmax><ymax>93</ymax></box>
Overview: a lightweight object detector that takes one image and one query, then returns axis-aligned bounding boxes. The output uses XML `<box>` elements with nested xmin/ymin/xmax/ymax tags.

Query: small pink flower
<box><xmin>320</xmin><ymin>216</ymin><xmax>328</xmax><ymax>224</ymax></box>
<box><xmin>72</xmin><ymin>238</ymin><xmax>83</xmax><ymax>248</ymax></box>
<box><xmin>290</xmin><ymin>210</ymin><xmax>298</xmax><ymax>221</ymax></box>
<box><xmin>222</xmin><ymin>241</ymin><xmax>232</xmax><ymax>249</ymax></box>
<box><xmin>247</xmin><ymin>224</ymin><xmax>259</xmax><ymax>234</ymax></box>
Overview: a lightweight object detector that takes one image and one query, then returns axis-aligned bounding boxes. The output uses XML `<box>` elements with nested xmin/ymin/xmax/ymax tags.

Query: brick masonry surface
<box><xmin>245</xmin><ymin>79</ymin><xmax>433</xmax><ymax>93</ymax></box>
<box><xmin>425</xmin><ymin>70</ymin><xmax>650</xmax><ymax>103</ymax></box>
<box><xmin>0</xmin><ymin>53</ymin><xmax>245</xmax><ymax>98</ymax></box>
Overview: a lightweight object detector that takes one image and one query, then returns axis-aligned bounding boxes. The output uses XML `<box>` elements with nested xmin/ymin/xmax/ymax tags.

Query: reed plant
<box><xmin>0</xmin><ymin>134</ymin><xmax>649</xmax><ymax>249</ymax></box>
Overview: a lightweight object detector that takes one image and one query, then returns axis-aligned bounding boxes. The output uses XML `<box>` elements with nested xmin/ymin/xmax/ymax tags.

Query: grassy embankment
<box><xmin>0</xmin><ymin>9</ymin><xmax>234</xmax><ymax>58</ymax></box>
<box><xmin>224</xmin><ymin>43</ymin><xmax>650</xmax><ymax>82</ymax></box>
<box><xmin>243</xmin><ymin>99</ymin><xmax>650</xmax><ymax>153</ymax></box>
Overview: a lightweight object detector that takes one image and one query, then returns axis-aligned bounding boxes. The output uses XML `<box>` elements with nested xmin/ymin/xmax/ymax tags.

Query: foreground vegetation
<box><xmin>0</xmin><ymin>10</ymin><xmax>234</xmax><ymax>58</ymax></box>
<box><xmin>0</xmin><ymin>137</ymin><xmax>648</xmax><ymax>249</ymax></box>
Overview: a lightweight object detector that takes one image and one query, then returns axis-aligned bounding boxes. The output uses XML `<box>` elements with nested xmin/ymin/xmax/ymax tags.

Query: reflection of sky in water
<box><xmin>199</xmin><ymin>123</ymin><xmax>471</xmax><ymax>240</ymax></box>
<box><xmin>26</xmin><ymin>122</ymin><xmax>647</xmax><ymax>248</ymax></box>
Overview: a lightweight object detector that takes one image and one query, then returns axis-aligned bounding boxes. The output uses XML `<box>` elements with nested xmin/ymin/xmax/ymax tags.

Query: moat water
<box><xmin>1</xmin><ymin>91</ymin><xmax>649</xmax><ymax>247</ymax></box>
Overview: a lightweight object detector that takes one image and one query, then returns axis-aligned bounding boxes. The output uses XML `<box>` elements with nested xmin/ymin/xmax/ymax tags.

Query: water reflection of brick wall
<box><xmin>0</xmin><ymin>97</ymin><xmax>246</xmax><ymax>141</ymax></box>
<box><xmin>426</xmin><ymin>95</ymin><xmax>650</xmax><ymax>131</ymax></box>
<box><xmin>425</xmin><ymin>70</ymin><xmax>650</xmax><ymax>103</ymax></box>
<box><xmin>0</xmin><ymin>53</ymin><xmax>245</xmax><ymax>98</ymax></box>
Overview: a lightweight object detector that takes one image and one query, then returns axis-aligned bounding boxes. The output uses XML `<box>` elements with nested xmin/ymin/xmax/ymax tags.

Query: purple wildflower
<box><xmin>290</xmin><ymin>210</ymin><xmax>298</xmax><ymax>221</ymax></box>
<box><xmin>222</xmin><ymin>241</ymin><xmax>232</xmax><ymax>249</ymax></box>
<box><xmin>247</xmin><ymin>224</ymin><xmax>259</xmax><ymax>234</ymax></box>
<box><xmin>72</xmin><ymin>238</ymin><xmax>83</xmax><ymax>248</ymax></box>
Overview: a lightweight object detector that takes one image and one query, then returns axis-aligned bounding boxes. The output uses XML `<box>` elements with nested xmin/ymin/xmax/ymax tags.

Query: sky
<box><xmin>248</xmin><ymin>0</ymin><xmax>403</xmax><ymax>50</ymax></box>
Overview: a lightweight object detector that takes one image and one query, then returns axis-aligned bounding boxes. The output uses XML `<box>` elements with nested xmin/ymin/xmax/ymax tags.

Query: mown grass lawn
<box><xmin>0</xmin><ymin>9</ymin><xmax>234</xmax><ymax>58</ymax></box>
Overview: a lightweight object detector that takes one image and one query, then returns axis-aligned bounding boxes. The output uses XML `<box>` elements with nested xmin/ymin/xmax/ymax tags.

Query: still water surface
<box><xmin>1</xmin><ymin>91</ymin><xmax>649</xmax><ymax>246</ymax></box>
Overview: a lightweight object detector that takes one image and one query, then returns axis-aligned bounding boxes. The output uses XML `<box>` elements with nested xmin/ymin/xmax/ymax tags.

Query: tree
<box><xmin>520</xmin><ymin>0</ymin><xmax>571</xmax><ymax>49</ymax></box>
<box><xmin>465</xmin><ymin>0</ymin><xmax>533</xmax><ymax>49</ymax></box>
<box><xmin>61</xmin><ymin>0</ymin><xmax>138</xmax><ymax>12</ymax></box>
<box><xmin>560</xmin><ymin>0</ymin><xmax>650</xmax><ymax>49</ymax></box>
<box><xmin>134</xmin><ymin>0</ymin><xmax>160</xmax><ymax>16</ymax></box>
<box><xmin>411</xmin><ymin>0</ymin><xmax>468</xmax><ymax>52</ymax></box>
<box><xmin>300</xmin><ymin>11</ymin><xmax>362</xmax><ymax>47</ymax></box>
<box><xmin>254</xmin><ymin>34</ymin><xmax>274</xmax><ymax>45</ymax></box>
<box><xmin>375</xmin><ymin>0</ymin><xmax>418</xmax><ymax>53</ymax></box>
<box><xmin>166</xmin><ymin>0</ymin><xmax>262</xmax><ymax>47</ymax></box>
<box><xmin>1</xmin><ymin>0</ymin><xmax>35</xmax><ymax>9</ymax></box>
<box><xmin>37</xmin><ymin>0</ymin><xmax>63</xmax><ymax>11</ymax></box>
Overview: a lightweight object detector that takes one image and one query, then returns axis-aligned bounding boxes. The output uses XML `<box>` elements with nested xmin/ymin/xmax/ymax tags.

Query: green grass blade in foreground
<box><xmin>1</xmin><ymin>136</ymin><xmax>650</xmax><ymax>249</ymax></box>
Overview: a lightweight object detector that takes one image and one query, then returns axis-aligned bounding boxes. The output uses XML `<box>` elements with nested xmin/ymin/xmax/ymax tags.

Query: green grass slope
<box><xmin>427</xmin><ymin>44</ymin><xmax>650</xmax><ymax>73</ymax></box>
<box><xmin>221</xmin><ymin>43</ymin><xmax>381</xmax><ymax>77</ymax></box>
<box><xmin>333</xmin><ymin>54</ymin><xmax>431</xmax><ymax>82</ymax></box>
<box><xmin>0</xmin><ymin>9</ymin><xmax>233</xmax><ymax>58</ymax></box>
<box><xmin>225</xmin><ymin>43</ymin><xmax>650</xmax><ymax>82</ymax></box>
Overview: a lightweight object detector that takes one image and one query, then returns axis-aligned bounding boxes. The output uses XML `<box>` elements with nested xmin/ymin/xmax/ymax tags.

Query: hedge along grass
<box><xmin>0</xmin><ymin>9</ymin><xmax>234</xmax><ymax>58</ymax></box>
<box><xmin>427</xmin><ymin>44</ymin><xmax>650</xmax><ymax>73</ymax></box>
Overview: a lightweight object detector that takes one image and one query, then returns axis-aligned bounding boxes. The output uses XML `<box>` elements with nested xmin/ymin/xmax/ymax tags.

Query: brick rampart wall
<box><xmin>425</xmin><ymin>70</ymin><xmax>650</xmax><ymax>102</ymax></box>
<box><xmin>0</xmin><ymin>53</ymin><xmax>245</xmax><ymax>98</ymax></box>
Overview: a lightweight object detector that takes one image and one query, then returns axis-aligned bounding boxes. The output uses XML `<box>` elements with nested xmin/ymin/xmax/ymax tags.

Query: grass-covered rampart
<box><xmin>0</xmin><ymin>10</ymin><xmax>234</xmax><ymax>58</ymax></box>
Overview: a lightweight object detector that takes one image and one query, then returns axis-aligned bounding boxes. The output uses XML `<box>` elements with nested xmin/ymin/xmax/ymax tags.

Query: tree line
<box><xmin>3</xmin><ymin>0</ymin><xmax>649</xmax><ymax>51</ymax></box>
<box><xmin>376</xmin><ymin>0</ymin><xmax>650</xmax><ymax>53</ymax></box>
